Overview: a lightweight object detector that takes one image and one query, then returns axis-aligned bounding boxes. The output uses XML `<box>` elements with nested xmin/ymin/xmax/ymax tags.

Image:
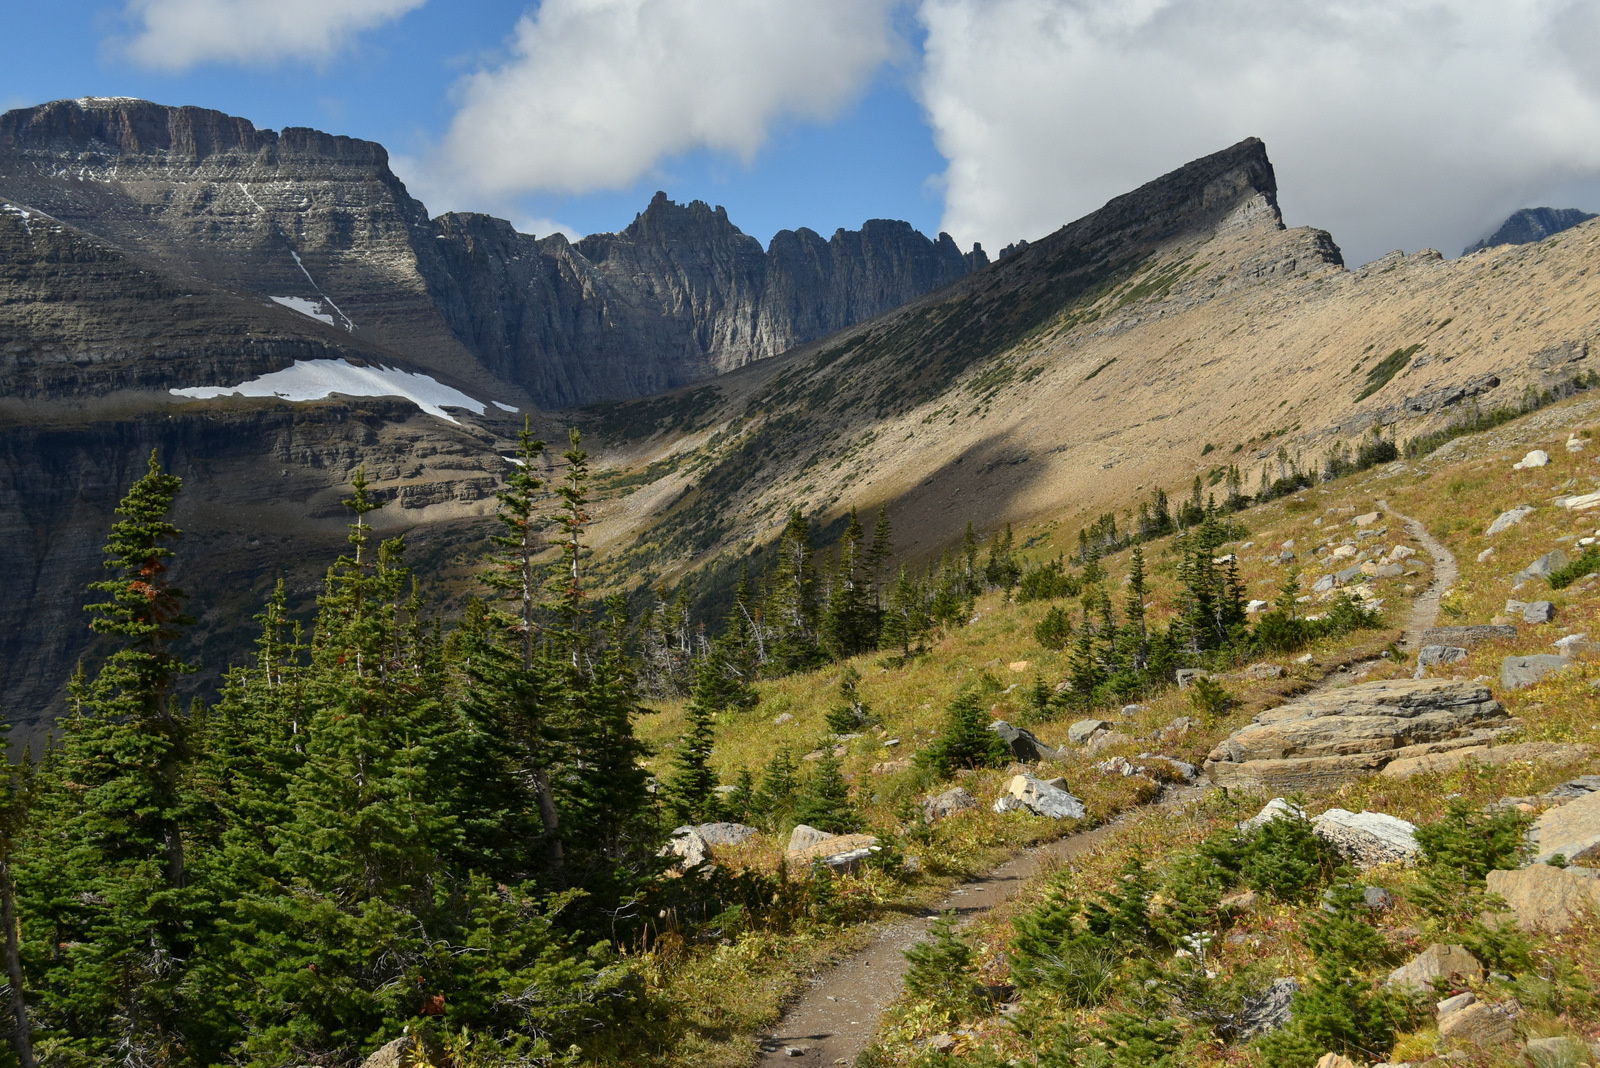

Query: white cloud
<box><xmin>417</xmin><ymin>0</ymin><xmax>901</xmax><ymax>208</ymax></box>
<box><xmin>120</xmin><ymin>0</ymin><xmax>426</xmax><ymax>72</ymax></box>
<box><xmin>917</xmin><ymin>0</ymin><xmax>1600</xmax><ymax>264</ymax></box>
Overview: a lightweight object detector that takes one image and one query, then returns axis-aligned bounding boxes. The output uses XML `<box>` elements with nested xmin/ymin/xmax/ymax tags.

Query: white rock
<box><xmin>1486</xmin><ymin>505</ymin><xmax>1535</xmax><ymax>535</ymax></box>
<box><xmin>1563</xmin><ymin>491</ymin><xmax>1600</xmax><ymax>512</ymax></box>
<box><xmin>1312</xmin><ymin>808</ymin><xmax>1419</xmax><ymax>867</ymax></box>
<box><xmin>787</xmin><ymin>824</ymin><xmax>835</xmax><ymax>852</ymax></box>
<box><xmin>1478</xmin><ymin>547</ymin><xmax>1497</xmax><ymax>563</ymax></box>
<box><xmin>1240</xmin><ymin>797</ymin><xmax>1304</xmax><ymax>831</ymax></box>
<box><xmin>1513</xmin><ymin>450</ymin><xmax>1551</xmax><ymax>469</ymax></box>
<box><xmin>994</xmin><ymin>773</ymin><xmax>1087</xmax><ymax>819</ymax></box>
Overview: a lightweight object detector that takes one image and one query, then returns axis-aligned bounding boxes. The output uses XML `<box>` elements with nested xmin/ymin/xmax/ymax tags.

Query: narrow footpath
<box><xmin>755</xmin><ymin>504</ymin><xmax>1454</xmax><ymax>1066</ymax></box>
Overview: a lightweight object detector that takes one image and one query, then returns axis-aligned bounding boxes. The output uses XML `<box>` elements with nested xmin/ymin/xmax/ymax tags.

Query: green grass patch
<box><xmin>1356</xmin><ymin>343</ymin><xmax>1421</xmax><ymax>401</ymax></box>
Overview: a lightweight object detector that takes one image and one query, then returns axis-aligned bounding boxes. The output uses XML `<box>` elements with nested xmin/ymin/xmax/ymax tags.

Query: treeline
<box><xmin>0</xmin><ymin>427</ymin><xmax>852</xmax><ymax>1067</ymax></box>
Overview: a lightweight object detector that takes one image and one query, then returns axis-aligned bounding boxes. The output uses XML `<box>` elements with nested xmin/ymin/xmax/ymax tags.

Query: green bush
<box><xmin>1033</xmin><ymin>604</ymin><xmax>1075</xmax><ymax>649</ymax></box>
<box><xmin>1009</xmin><ymin>895</ymin><xmax>1118</xmax><ymax>1006</ymax></box>
<box><xmin>1017</xmin><ymin>558</ymin><xmax>1082</xmax><ymax>603</ymax></box>
<box><xmin>1549</xmin><ymin>548</ymin><xmax>1600</xmax><ymax>589</ymax></box>
<box><xmin>1214</xmin><ymin>805</ymin><xmax>1334</xmax><ymax>902</ymax></box>
<box><xmin>903</xmin><ymin>912</ymin><xmax>988</xmax><ymax>1020</ymax></box>
<box><xmin>1407</xmin><ymin>799</ymin><xmax>1530</xmax><ymax>920</ymax></box>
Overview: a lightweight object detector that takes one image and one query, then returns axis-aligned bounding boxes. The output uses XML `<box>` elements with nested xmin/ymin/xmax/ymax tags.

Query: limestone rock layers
<box><xmin>0</xmin><ymin>97</ymin><xmax>983</xmax><ymax>408</ymax></box>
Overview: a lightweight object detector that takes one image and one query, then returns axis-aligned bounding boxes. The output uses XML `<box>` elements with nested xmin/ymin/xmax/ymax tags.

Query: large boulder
<box><xmin>923</xmin><ymin>787</ymin><xmax>978</xmax><ymax>823</ymax></box>
<box><xmin>1312</xmin><ymin>809</ymin><xmax>1419</xmax><ymax>867</ymax></box>
<box><xmin>1514</xmin><ymin>549</ymin><xmax>1570</xmax><ymax>585</ymax></box>
<box><xmin>661</xmin><ymin>826</ymin><xmax>711</xmax><ymax>870</ymax></box>
<box><xmin>1204</xmin><ymin>679</ymin><xmax>1515</xmax><ymax>791</ymax></box>
<box><xmin>1501</xmin><ymin>654</ymin><xmax>1572</xmax><ymax>690</ymax></box>
<box><xmin>990</xmin><ymin>720</ymin><xmax>1062</xmax><ymax>762</ymax></box>
<box><xmin>1381</xmin><ymin>741</ymin><xmax>1596</xmax><ymax>780</ymax></box>
<box><xmin>1485</xmin><ymin>865</ymin><xmax>1600</xmax><ymax>931</ymax></box>
<box><xmin>1530</xmin><ymin>788</ymin><xmax>1600</xmax><ymax>864</ymax></box>
<box><xmin>1240</xmin><ymin>797</ymin><xmax>1305</xmax><ymax>831</ymax></box>
<box><xmin>1416</xmin><ymin>644</ymin><xmax>1469</xmax><ymax>668</ymax></box>
<box><xmin>993</xmin><ymin>774</ymin><xmax>1087</xmax><ymax>819</ymax></box>
<box><xmin>1385</xmin><ymin>943</ymin><xmax>1483</xmax><ymax>991</ymax></box>
<box><xmin>1420</xmin><ymin>624</ymin><xmax>1518</xmax><ymax>647</ymax></box>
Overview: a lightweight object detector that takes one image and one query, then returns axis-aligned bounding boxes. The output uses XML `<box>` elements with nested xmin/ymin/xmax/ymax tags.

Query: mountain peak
<box><xmin>1464</xmin><ymin>206</ymin><xmax>1597</xmax><ymax>256</ymax></box>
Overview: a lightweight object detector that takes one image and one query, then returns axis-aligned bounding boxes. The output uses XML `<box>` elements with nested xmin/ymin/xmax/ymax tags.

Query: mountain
<box><xmin>0</xmin><ymin>97</ymin><xmax>983</xmax><ymax>408</ymax></box>
<box><xmin>0</xmin><ymin>96</ymin><xmax>985</xmax><ymax>738</ymax></box>
<box><xmin>1463</xmin><ymin>206</ymin><xmax>1597</xmax><ymax>255</ymax></box>
<box><xmin>575</xmin><ymin>139</ymin><xmax>1600</xmax><ymax>606</ymax></box>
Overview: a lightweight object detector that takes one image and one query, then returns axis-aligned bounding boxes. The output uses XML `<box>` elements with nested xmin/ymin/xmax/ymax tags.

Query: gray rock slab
<box><xmin>1486</xmin><ymin>505</ymin><xmax>1535</xmax><ymax>535</ymax></box>
<box><xmin>1241</xmin><ymin>977</ymin><xmax>1297</xmax><ymax>1037</ymax></box>
<box><xmin>1486</xmin><ymin>865</ymin><xmax>1600</xmax><ymax>931</ymax></box>
<box><xmin>1515</xmin><ymin>549</ymin><xmax>1570</xmax><ymax>585</ymax></box>
<box><xmin>1068</xmin><ymin>718</ymin><xmax>1112</xmax><ymax>745</ymax></box>
<box><xmin>923</xmin><ymin>787</ymin><xmax>978</xmax><ymax>823</ymax></box>
<box><xmin>1205</xmin><ymin>679</ymin><xmax>1514</xmax><ymax>791</ymax></box>
<box><xmin>1524</xmin><ymin>600</ymin><xmax>1557</xmax><ymax>623</ymax></box>
<box><xmin>1421</xmin><ymin>624</ymin><xmax>1518</xmax><ymax>646</ymax></box>
<box><xmin>1530</xmin><ymin>788</ymin><xmax>1600</xmax><ymax>864</ymax></box>
<box><xmin>787</xmin><ymin>824</ymin><xmax>835</xmax><ymax>852</ymax></box>
<box><xmin>1418</xmin><ymin>645</ymin><xmax>1469</xmax><ymax>667</ymax></box>
<box><xmin>692</xmin><ymin>822</ymin><xmax>759</xmax><ymax>847</ymax></box>
<box><xmin>1386</xmin><ymin>943</ymin><xmax>1483</xmax><ymax>990</ymax></box>
<box><xmin>993</xmin><ymin>773</ymin><xmax>1087</xmax><ymax>819</ymax></box>
<box><xmin>1313</xmin><ymin>808</ymin><xmax>1420</xmax><ymax>867</ymax></box>
<box><xmin>990</xmin><ymin>719</ymin><xmax>1061</xmax><ymax>762</ymax></box>
<box><xmin>1501</xmin><ymin>654</ymin><xmax>1572</xmax><ymax>690</ymax></box>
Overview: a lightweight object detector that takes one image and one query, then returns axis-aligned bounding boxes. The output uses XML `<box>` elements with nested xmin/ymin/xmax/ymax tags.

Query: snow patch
<box><xmin>287</xmin><ymin>250</ymin><xmax>354</xmax><ymax>331</ymax></box>
<box><xmin>269</xmin><ymin>296</ymin><xmax>335</xmax><ymax>326</ymax></box>
<box><xmin>492</xmin><ymin>401</ymin><xmax>518</xmax><ymax>413</ymax></box>
<box><xmin>171</xmin><ymin>360</ymin><xmax>489</xmax><ymax>424</ymax></box>
<box><xmin>1</xmin><ymin>203</ymin><xmax>32</xmax><ymax>235</ymax></box>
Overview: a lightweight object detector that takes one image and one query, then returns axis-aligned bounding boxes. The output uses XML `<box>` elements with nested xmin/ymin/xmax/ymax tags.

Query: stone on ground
<box><xmin>1485</xmin><ymin>865</ymin><xmax>1600</xmax><ymax>931</ymax></box>
<box><xmin>993</xmin><ymin>773</ymin><xmax>1087</xmax><ymax>819</ymax></box>
<box><xmin>1312</xmin><ymin>808</ymin><xmax>1419</xmax><ymax>867</ymax></box>
<box><xmin>1312</xmin><ymin>1054</ymin><xmax>1359</xmax><ymax>1068</ymax></box>
<box><xmin>1524</xmin><ymin>600</ymin><xmax>1557</xmax><ymax>623</ymax></box>
<box><xmin>693</xmin><ymin>822</ymin><xmax>759</xmax><ymax>847</ymax></box>
<box><xmin>1420</xmin><ymin>624</ymin><xmax>1518</xmax><ymax>646</ymax></box>
<box><xmin>1416</xmin><ymin>644</ymin><xmax>1468</xmax><ymax>668</ymax></box>
<box><xmin>1513</xmin><ymin>449</ymin><xmax>1551</xmax><ymax>469</ymax></box>
<box><xmin>1240</xmin><ymin>797</ymin><xmax>1305</xmax><ymax>831</ymax></box>
<box><xmin>786</xmin><ymin>831</ymin><xmax>878</xmax><ymax>870</ymax></box>
<box><xmin>1501</xmin><ymin>654</ymin><xmax>1572</xmax><ymax>690</ymax></box>
<box><xmin>1240</xmin><ymin>977</ymin><xmax>1297</xmax><ymax>1037</ymax></box>
<box><xmin>1530</xmin><ymin>788</ymin><xmax>1600</xmax><ymax>864</ymax></box>
<box><xmin>787</xmin><ymin>824</ymin><xmax>835</xmax><ymax>852</ymax></box>
<box><xmin>661</xmin><ymin>826</ymin><xmax>711</xmax><ymax>869</ymax></box>
<box><xmin>1067</xmin><ymin>718</ymin><xmax>1111</xmax><ymax>745</ymax></box>
<box><xmin>360</xmin><ymin>1032</ymin><xmax>446</xmax><ymax>1068</ymax></box>
<box><xmin>1204</xmin><ymin>679</ymin><xmax>1514</xmax><ymax>791</ymax></box>
<box><xmin>1486</xmin><ymin>505</ymin><xmax>1535</xmax><ymax>535</ymax></box>
<box><xmin>1381</xmin><ymin>741</ymin><xmax>1595</xmax><ymax>780</ymax></box>
<box><xmin>923</xmin><ymin>787</ymin><xmax>978</xmax><ymax>823</ymax></box>
<box><xmin>1515</xmin><ymin>549</ymin><xmax>1570</xmax><ymax>584</ymax></box>
<box><xmin>990</xmin><ymin>719</ymin><xmax>1061</xmax><ymax>762</ymax></box>
<box><xmin>1437</xmin><ymin>998</ymin><xmax>1518</xmax><ymax>1046</ymax></box>
<box><xmin>1385</xmin><ymin>943</ymin><xmax>1483</xmax><ymax>991</ymax></box>
<box><xmin>1523</xmin><ymin>1036</ymin><xmax>1594</xmax><ymax>1068</ymax></box>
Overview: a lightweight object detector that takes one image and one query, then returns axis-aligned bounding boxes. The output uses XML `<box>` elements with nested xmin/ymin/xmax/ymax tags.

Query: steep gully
<box><xmin>753</xmin><ymin>508</ymin><xmax>1456</xmax><ymax>1064</ymax></box>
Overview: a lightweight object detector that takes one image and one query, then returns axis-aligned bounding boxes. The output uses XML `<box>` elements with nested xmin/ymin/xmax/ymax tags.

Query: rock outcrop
<box><xmin>1205</xmin><ymin>679</ymin><xmax>1516</xmax><ymax>791</ymax></box>
<box><xmin>0</xmin><ymin>98</ymin><xmax>983</xmax><ymax>409</ymax></box>
<box><xmin>1465</xmin><ymin>207</ymin><xmax>1597</xmax><ymax>255</ymax></box>
<box><xmin>1485</xmin><ymin>864</ymin><xmax>1600</xmax><ymax>931</ymax></box>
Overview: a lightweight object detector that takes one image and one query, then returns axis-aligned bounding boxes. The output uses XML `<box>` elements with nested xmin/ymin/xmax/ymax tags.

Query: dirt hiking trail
<box><xmin>754</xmin><ymin>505</ymin><xmax>1452</xmax><ymax>1065</ymax></box>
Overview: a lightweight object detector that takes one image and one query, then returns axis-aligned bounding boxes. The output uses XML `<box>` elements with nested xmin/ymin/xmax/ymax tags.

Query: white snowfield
<box><xmin>268</xmin><ymin>295</ymin><xmax>335</xmax><ymax>326</ymax></box>
<box><xmin>170</xmin><ymin>359</ymin><xmax>496</xmax><ymax>424</ymax></box>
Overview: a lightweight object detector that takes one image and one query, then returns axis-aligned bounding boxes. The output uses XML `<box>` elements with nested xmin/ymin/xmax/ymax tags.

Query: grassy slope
<box><xmin>856</xmin><ymin>392</ymin><xmax>1600</xmax><ymax>1066</ymax></box>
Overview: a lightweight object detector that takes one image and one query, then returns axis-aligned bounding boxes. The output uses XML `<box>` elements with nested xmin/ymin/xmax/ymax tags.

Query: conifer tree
<box><xmin>664</xmin><ymin>645</ymin><xmax>734</xmax><ymax>824</ymax></box>
<box><xmin>755</xmin><ymin>747</ymin><xmax>800</xmax><ymax>829</ymax></box>
<box><xmin>0</xmin><ymin>737</ymin><xmax>36</xmax><ymax>1068</ymax></box>
<box><xmin>921</xmin><ymin>691</ymin><xmax>1009</xmax><ymax>778</ymax></box>
<box><xmin>551</xmin><ymin>427</ymin><xmax>591</xmax><ymax>668</ymax></box>
<box><xmin>880</xmin><ymin>565</ymin><xmax>926</xmax><ymax>657</ymax></box>
<box><xmin>19</xmin><ymin>452</ymin><xmax>203</xmax><ymax>1063</ymax></box>
<box><xmin>822</xmin><ymin>508</ymin><xmax>875</xmax><ymax>658</ymax></box>
<box><xmin>791</xmin><ymin>749</ymin><xmax>861</xmax><ymax>834</ymax></box>
<box><xmin>766</xmin><ymin>509</ymin><xmax>821</xmax><ymax>669</ymax></box>
<box><xmin>865</xmin><ymin>504</ymin><xmax>893</xmax><ymax>608</ymax></box>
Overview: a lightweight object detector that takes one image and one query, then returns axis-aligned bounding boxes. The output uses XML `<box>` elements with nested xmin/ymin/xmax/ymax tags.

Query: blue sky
<box><xmin>2</xmin><ymin>0</ymin><xmax>951</xmax><ymax>246</ymax></box>
<box><xmin>6</xmin><ymin>1</ymin><xmax>1600</xmax><ymax>265</ymax></box>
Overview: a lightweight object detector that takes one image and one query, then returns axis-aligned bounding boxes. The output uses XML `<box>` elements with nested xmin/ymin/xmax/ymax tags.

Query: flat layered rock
<box><xmin>1420</xmin><ymin>624</ymin><xmax>1518</xmax><ymax>647</ymax></box>
<box><xmin>1386</xmin><ymin>943</ymin><xmax>1483</xmax><ymax>991</ymax></box>
<box><xmin>1485</xmin><ymin>865</ymin><xmax>1600</xmax><ymax>932</ymax></box>
<box><xmin>1312</xmin><ymin>809</ymin><xmax>1418</xmax><ymax>867</ymax></box>
<box><xmin>1205</xmin><ymin>679</ymin><xmax>1515</xmax><ymax>791</ymax></box>
<box><xmin>1530</xmin><ymin>788</ymin><xmax>1600</xmax><ymax>865</ymax></box>
<box><xmin>1381</xmin><ymin>741</ymin><xmax>1595</xmax><ymax>779</ymax></box>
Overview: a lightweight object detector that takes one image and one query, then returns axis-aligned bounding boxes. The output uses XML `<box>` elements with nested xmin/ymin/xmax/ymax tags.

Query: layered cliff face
<box><xmin>0</xmin><ymin>97</ymin><xmax>984</xmax><ymax>407</ymax></box>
